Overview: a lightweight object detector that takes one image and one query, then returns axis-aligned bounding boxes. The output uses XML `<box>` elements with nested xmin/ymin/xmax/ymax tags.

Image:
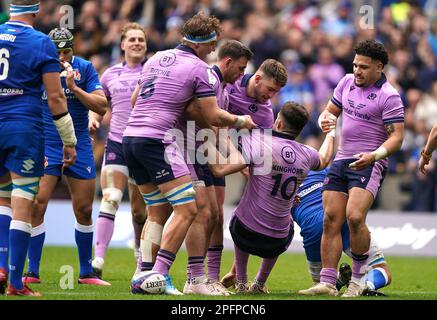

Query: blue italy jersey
<box><xmin>42</xmin><ymin>55</ymin><xmax>102</xmax><ymax>143</ymax></box>
<box><xmin>291</xmin><ymin>168</ymin><xmax>328</xmax><ymax>228</ymax></box>
<box><xmin>0</xmin><ymin>21</ymin><xmax>59</xmax><ymax>125</ymax></box>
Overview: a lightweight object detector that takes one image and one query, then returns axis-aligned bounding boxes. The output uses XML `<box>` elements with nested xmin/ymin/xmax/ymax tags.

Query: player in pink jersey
<box><xmin>124</xmin><ymin>13</ymin><xmax>256</xmax><ymax>295</ymax></box>
<box><xmin>208</xmin><ymin>101</ymin><xmax>335</xmax><ymax>294</ymax></box>
<box><xmin>226</xmin><ymin>59</ymin><xmax>288</xmax><ymax>129</ymax></box>
<box><xmin>219</xmin><ymin>59</ymin><xmax>288</xmax><ymax>288</ymax></box>
<box><xmin>181</xmin><ymin>40</ymin><xmax>254</xmax><ymax>295</ymax></box>
<box><xmin>300</xmin><ymin>40</ymin><xmax>404</xmax><ymax>297</ymax></box>
<box><xmin>136</xmin><ymin>40</ymin><xmax>254</xmax><ymax>296</ymax></box>
<box><xmin>90</xmin><ymin>23</ymin><xmax>148</xmax><ymax>279</ymax></box>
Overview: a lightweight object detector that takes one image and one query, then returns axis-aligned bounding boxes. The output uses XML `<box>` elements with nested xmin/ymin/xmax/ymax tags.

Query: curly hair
<box><xmin>181</xmin><ymin>12</ymin><xmax>221</xmax><ymax>40</ymax></box>
<box><xmin>354</xmin><ymin>40</ymin><xmax>389</xmax><ymax>66</ymax></box>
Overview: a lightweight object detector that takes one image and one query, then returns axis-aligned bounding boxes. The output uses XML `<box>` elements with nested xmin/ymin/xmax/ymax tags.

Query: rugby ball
<box><xmin>131</xmin><ymin>270</ymin><xmax>166</xmax><ymax>295</ymax></box>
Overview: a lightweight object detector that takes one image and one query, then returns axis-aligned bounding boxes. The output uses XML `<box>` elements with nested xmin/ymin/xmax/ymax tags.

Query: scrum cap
<box><xmin>48</xmin><ymin>27</ymin><xmax>74</xmax><ymax>50</ymax></box>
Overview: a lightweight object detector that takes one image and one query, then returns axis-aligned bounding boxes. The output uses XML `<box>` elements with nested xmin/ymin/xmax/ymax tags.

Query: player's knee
<box><xmin>132</xmin><ymin>208</ymin><xmax>147</xmax><ymax>223</ymax></box>
<box><xmin>131</xmin><ymin>198</ymin><xmax>147</xmax><ymax>221</ymax></box>
<box><xmin>74</xmin><ymin>202</ymin><xmax>93</xmax><ymax>220</ymax></box>
<box><xmin>346</xmin><ymin>212</ymin><xmax>365</xmax><ymax>231</ymax></box>
<box><xmin>209</xmin><ymin>205</ymin><xmax>219</xmax><ymax>227</ymax></box>
<box><xmin>322</xmin><ymin>213</ymin><xmax>341</xmax><ymax>233</ymax></box>
<box><xmin>32</xmin><ymin>199</ymin><xmax>47</xmax><ymax>222</ymax></box>
<box><xmin>100</xmin><ymin>187</ymin><xmax>123</xmax><ymax>216</ymax></box>
<box><xmin>196</xmin><ymin>205</ymin><xmax>215</xmax><ymax>228</ymax></box>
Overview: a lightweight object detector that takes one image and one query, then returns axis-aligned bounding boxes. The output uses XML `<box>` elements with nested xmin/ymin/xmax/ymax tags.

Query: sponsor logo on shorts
<box><xmin>156</xmin><ymin>169</ymin><xmax>169</xmax><ymax>179</ymax></box>
<box><xmin>107</xmin><ymin>152</ymin><xmax>116</xmax><ymax>161</ymax></box>
<box><xmin>21</xmin><ymin>159</ymin><xmax>35</xmax><ymax>174</ymax></box>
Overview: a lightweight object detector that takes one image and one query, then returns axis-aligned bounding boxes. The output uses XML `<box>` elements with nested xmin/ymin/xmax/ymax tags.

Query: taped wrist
<box><xmin>53</xmin><ymin>112</ymin><xmax>77</xmax><ymax>147</ymax></box>
<box><xmin>371</xmin><ymin>146</ymin><xmax>388</xmax><ymax>161</ymax></box>
<box><xmin>235</xmin><ymin>115</ymin><xmax>246</xmax><ymax>129</ymax></box>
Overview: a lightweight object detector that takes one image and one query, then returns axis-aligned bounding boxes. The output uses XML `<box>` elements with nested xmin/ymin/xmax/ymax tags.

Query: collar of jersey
<box><xmin>240</xmin><ymin>74</ymin><xmax>254</xmax><ymax>87</ymax></box>
<box><xmin>6</xmin><ymin>21</ymin><xmax>33</xmax><ymax>28</ymax></box>
<box><xmin>272</xmin><ymin>130</ymin><xmax>295</xmax><ymax>141</ymax></box>
<box><xmin>176</xmin><ymin>44</ymin><xmax>198</xmax><ymax>57</ymax></box>
<box><xmin>374</xmin><ymin>72</ymin><xmax>387</xmax><ymax>88</ymax></box>
<box><xmin>212</xmin><ymin>65</ymin><xmax>224</xmax><ymax>83</ymax></box>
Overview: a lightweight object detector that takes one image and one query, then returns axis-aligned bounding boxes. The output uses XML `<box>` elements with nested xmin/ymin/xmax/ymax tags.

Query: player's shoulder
<box><xmin>227</xmin><ymin>74</ymin><xmax>251</xmax><ymax>93</ymax></box>
<box><xmin>101</xmin><ymin>63</ymin><xmax>123</xmax><ymax>78</ymax></box>
<box><xmin>298</xmin><ymin>141</ymin><xmax>319</xmax><ymax>156</ymax></box>
<box><xmin>23</xmin><ymin>27</ymin><xmax>52</xmax><ymax>44</ymax></box>
<box><xmin>341</xmin><ymin>73</ymin><xmax>355</xmax><ymax>85</ymax></box>
<box><xmin>72</xmin><ymin>56</ymin><xmax>93</xmax><ymax>68</ymax></box>
<box><xmin>379</xmin><ymin>74</ymin><xmax>401</xmax><ymax>97</ymax></box>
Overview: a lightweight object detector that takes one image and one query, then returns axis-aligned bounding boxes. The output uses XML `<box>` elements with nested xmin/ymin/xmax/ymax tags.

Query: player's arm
<box><xmin>349</xmin><ymin>122</ymin><xmax>404</xmax><ymax>171</ymax></box>
<box><xmin>318</xmin><ymin>100</ymin><xmax>341</xmax><ymax>133</ymax></box>
<box><xmin>42</xmin><ymin>72</ymin><xmax>77</xmax><ymax>167</ymax></box>
<box><xmin>131</xmin><ymin>83</ymin><xmax>140</xmax><ymax>108</ymax></box>
<box><xmin>197</xmin><ymin>96</ymin><xmax>256</xmax><ymax>130</ymax></box>
<box><xmin>63</xmin><ymin>62</ymin><xmax>107</xmax><ymax>116</ymax></box>
<box><xmin>316</xmin><ymin>130</ymin><xmax>336</xmax><ymax>170</ymax></box>
<box><xmin>208</xmin><ymin>134</ymin><xmax>248</xmax><ymax>178</ymax></box>
<box><xmin>418</xmin><ymin>122</ymin><xmax>437</xmax><ymax>174</ymax></box>
<box><xmin>185</xmin><ymin>98</ymin><xmax>213</xmax><ymax>129</ymax></box>
<box><xmin>89</xmin><ymin>110</ymin><xmax>103</xmax><ymax>135</ymax></box>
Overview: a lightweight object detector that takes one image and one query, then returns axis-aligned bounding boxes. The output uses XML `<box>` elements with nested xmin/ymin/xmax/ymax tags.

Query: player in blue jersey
<box><xmin>293</xmin><ymin>169</ymin><xmax>392</xmax><ymax>296</ymax></box>
<box><xmin>21</xmin><ymin>28</ymin><xmax>109</xmax><ymax>286</ymax></box>
<box><xmin>0</xmin><ymin>0</ymin><xmax>77</xmax><ymax>297</ymax></box>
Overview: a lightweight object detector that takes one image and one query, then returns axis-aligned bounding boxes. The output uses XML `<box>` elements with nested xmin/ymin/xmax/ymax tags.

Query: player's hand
<box><xmin>292</xmin><ymin>195</ymin><xmax>301</xmax><ymax>208</ymax></box>
<box><xmin>240</xmin><ymin>115</ymin><xmax>257</xmax><ymax>130</ymax></box>
<box><xmin>62</xmin><ymin>145</ymin><xmax>77</xmax><ymax>169</ymax></box>
<box><xmin>61</xmin><ymin>61</ymin><xmax>76</xmax><ymax>91</ymax></box>
<box><xmin>418</xmin><ymin>155</ymin><xmax>430</xmax><ymax>175</ymax></box>
<box><xmin>89</xmin><ymin>118</ymin><xmax>100</xmax><ymax>135</ymax></box>
<box><xmin>240</xmin><ymin>167</ymin><xmax>249</xmax><ymax>180</ymax></box>
<box><xmin>318</xmin><ymin>113</ymin><xmax>337</xmax><ymax>133</ymax></box>
<box><xmin>348</xmin><ymin>152</ymin><xmax>375</xmax><ymax>171</ymax></box>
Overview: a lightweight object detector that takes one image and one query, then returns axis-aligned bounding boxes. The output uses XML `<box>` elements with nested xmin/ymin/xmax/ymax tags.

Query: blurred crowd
<box><xmin>1</xmin><ymin>0</ymin><xmax>437</xmax><ymax>211</ymax></box>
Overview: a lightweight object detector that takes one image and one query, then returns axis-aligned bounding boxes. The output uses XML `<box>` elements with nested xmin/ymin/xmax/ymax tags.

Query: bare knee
<box><xmin>209</xmin><ymin>205</ymin><xmax>219</xmax><ymax>228</ymax></box>
<box><xmin>132</xmin><ymin>202</ymin><xmax>147</xmax><ymax>222</ymax></box>
<box><xmin>74</xmin><ymin>202</ymin><xmax>93</xmax><ymax>224</ymax></box>
<box><xmin>194</xmin><ymin>200</ymin><xmax>214</xmax><ymax>227</ymax></box>
<box><xmin>346</xmin><ymin>211</ymin><xmax>366</xmax><ymax>231</ymax></box>
<box><xmin>32</xmin><ymin>196</ymin><xmax>49</xmax><ymax>225</ymax></box>
<box><xmin>322</xmin><ymin>211</ymin><xmax>343</xmax><ymax>234</ymax></box>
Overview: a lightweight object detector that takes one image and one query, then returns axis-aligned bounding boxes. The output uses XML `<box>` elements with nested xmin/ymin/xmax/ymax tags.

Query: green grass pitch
<box><xmin>1</xmin><ymin>246</ymin><xmax>437</xmax><ymax>300</ymax></box>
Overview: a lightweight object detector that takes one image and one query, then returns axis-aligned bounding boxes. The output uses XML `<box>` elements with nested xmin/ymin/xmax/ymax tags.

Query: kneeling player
<box><xmin>209</xmin><ymin>102</ymin><xmax>335</xmax><ymax>293</ymax></box>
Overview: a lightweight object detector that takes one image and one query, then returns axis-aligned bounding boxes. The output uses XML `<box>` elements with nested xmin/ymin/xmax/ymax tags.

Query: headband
<box><xmin>10</xmin><ymin>2</ymin><xmax>40</xmax><ymax>17</ymax></box>
<box><xmin>183</xmin><ymin>31</ymin><xmax>217</xmax><ymax>44</ymax></box>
